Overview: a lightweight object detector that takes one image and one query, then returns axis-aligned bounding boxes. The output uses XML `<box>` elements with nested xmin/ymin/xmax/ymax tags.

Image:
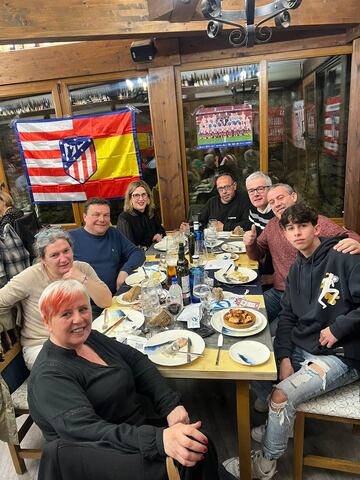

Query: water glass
<box><xmin>141</xmin><ymin>279</ymin><xmax>161</xmax><ymax>335</ymax></box>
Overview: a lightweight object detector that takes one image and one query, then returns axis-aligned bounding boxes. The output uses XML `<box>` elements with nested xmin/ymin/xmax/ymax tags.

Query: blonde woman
<box><xmin>117</xmin><ymin>180</ymin><xmax>165</xmax><ymax>248</ymax></box>
<box><xmin>0</xmin><ymin>190</ymin><xmax>24</xmax><ymax>234</ymax></box>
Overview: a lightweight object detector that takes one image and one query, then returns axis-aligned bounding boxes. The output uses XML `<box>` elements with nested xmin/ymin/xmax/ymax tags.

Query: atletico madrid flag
<box><xmin>13</xmin><ymin>109</ymin><xmax>142</xmax><ymax>203</ymax></box>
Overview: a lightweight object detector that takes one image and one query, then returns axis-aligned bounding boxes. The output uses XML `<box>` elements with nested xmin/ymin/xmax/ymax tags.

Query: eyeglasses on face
<box><xmin>247</xmin><ymin>185</ymin><xmax>270</xmax><ymax>195</ymax></box>
<box><xmin>89</xmin><ymin>212</ymin><xmax>111</xmax><ymax>219</ymax></box>
<box><xmin>217</xmin><ymin>182</ymin><xmax>235</xmax><ymax>193</ymax></box>
<box><xmin>132</xmin><ymin>193</ymin><xmax>148</xmax><ymax>200</ymax></box>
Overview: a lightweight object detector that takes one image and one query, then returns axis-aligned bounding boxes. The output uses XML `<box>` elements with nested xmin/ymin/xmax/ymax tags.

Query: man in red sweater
<box><xmin>244</xmin><ymin>183</ymin><xmax>360</xmax><ymax>325</ymax></box>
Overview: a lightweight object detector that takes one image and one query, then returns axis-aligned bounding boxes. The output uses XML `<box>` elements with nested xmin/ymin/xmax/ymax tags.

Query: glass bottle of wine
<box><xmin>177</xmin><ymin>242</ymin><xmax>191</xmax><ymax>306</ymax></box>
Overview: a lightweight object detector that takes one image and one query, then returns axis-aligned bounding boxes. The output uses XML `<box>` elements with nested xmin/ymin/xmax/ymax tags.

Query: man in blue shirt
<box><xmin>70</xmin><ymin>198</ymin><xmax>145</xmax><ymax>295</ymax></box>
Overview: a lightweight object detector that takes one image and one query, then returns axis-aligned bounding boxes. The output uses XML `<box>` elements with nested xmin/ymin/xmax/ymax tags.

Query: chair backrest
<box><xmin>14</xmin><ymin>211</ymin><xmax>41</xmax><ymax>262</ymax></box>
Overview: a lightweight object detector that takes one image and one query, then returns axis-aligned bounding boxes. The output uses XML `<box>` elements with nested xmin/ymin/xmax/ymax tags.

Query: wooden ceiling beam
<box><xmin>0</xmin><ymin>0</ymin><xmax>358</xmax><ymax>44</ymax></box>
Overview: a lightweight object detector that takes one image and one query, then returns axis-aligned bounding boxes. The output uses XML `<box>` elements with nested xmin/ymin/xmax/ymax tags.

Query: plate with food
<box><xmin>217</xmin><ymin>231</ymin><xmax>231</xmax><ymax>240</ymax></box>
<box><xmin>93</xmin><ymin>309</ymin><xmax>144</xmax><ymax>336</ymax></box>
<box><xmin>125</xmin><ymin>270</ymin><xmax>166</xmax><ymax>286</ymax></box>
<box><xmin>214</xmin><ymin>266</ymin><xmax>257</xmax><ymax>284</ymax></box>
<box><xmin>204</xmin><ymin>239</ymin><xmax>223</xmax><ymax>249</ymax></box>
<box><xmin>229</xmin><ymin>341</ymin><xmax>271</xmax><ymax>366</ymax></box>
<box><xmin>117</xmin><ymin>286</ymin><xmax>141</xmax><ymax>305</ymax></box>
<box><xmin>210</xmin><ymin>308</ymin><xmax>267</xmax><ymax>337</ymax></box>
<box><xmin>215</xmin><ymin>252</ymin><xmax>239</xmax><ymax>261</ymax></box>
<box><xmin>144</xmin><ymin>330</ymin><xmax>205</xmax><ymax>366</ymax></box>
<box><xmin>221</xmin><ymin>241</ymin><xmax>245</xmax><ymax>253</ymax></box>
<box><xmin>230</xmin><ymin>226</ymin><xmax>244</xmax><ymax>238</ymax></box>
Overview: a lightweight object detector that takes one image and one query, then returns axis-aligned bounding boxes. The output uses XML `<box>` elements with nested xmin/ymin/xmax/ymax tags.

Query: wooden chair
<box><xmin>0</xmin><ymin>332</ymin><xmax>42</xmax><ymax>474</ymax></box>
<box><xmin>293</xmin><ymin>380</ymin><xmax>360</xmax><ymax>479</ymax></box>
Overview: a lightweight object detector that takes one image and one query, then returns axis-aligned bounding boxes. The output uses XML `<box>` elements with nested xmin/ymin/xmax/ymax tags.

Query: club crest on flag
<box><xmin>60</xmin><ymin>136</ymin><xmax>97</xmax><ymax>184</ymax></box>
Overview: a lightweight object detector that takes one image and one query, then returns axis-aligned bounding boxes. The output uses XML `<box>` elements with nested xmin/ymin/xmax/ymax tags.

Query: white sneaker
<box><xmin>251</xmin><ymin>450</ymin><xmax>277</xmax><ymax>479</ymax></box>
<box><xmin>251</xmin><ymin>424</ymin><xmax>293</xmax><ymax>444</ymax></box>
<box><xmin>223</xmin><ymin>453</ymin><xmax>277</xmax><ymax>479</ymax></box>
<box><xmin>223</xmin><ymin>457</ymin><xmax>239</xmax><ymax>478</ymax></box>
<box><xmin>251</xmin><ymin>424</ymin><xmax>266</xmax><ymax>443</ymax></box>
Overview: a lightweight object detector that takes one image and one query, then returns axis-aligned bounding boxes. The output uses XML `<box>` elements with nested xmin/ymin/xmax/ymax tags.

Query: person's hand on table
<box><xmin>333</xmin><ymin>238</ymin><xmax>360</xmax><ymax>255</ymax></box>
<box><xmin>116</xmin><ymin>271</ymin><xmax>128</xmax><ymax>290</ymax></box>
<box><xmin>153</xmin><ymin>233</ymin><xmax>163</xmax><ymax>243</ymax></box>
<box><xmin>180</xmin><ymin>222</ymin><xmax>189</xmax><ymax>233</ymax></box>
<box><xmin>243</xmin><ymin>224</ymin><xmax>257</xmax><ymax>246</ymax></box>
<box><xmin>319</xmin><ymin>326</ymin><xmax>338</xmax><ymax>348</ymax></box>
<box><xmin>167</xmin><ymin>405</ymin><xmax>190</xmax><ymax>426</ymax></box>
<box><xmin>279</xmin><ymin>357</ymin><xmax>294</xmax><ymax>381</ymax></box>
<box><xmin>163</xmin><ymin>420</ymin><xmax>208</xmax><ymax>467</ymax></box>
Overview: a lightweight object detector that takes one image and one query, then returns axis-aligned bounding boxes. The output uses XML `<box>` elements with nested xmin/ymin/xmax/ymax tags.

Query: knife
<box><xmin>102</xmin><ymin>315</ymin><xmax>127</xmax><ymax>335</ymax></box>
<box><xmin>186</xmin><ymin>338</ymin><xmax>192</xmax><ymax>363</ymax></box>
<box><xmin>215</xmin><ymin>333</ymin><xmax>223</xmax><ymax>365</ymax></box>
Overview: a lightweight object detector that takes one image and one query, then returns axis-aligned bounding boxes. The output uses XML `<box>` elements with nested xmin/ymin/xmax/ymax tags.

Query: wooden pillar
<box><xmin>344</xmin><ymin>38</ymin><xmax>360</xmax><ymax>232</ymax></box>
<box><xmin>148</xmin><ymin>66</ymin><xmax>186</xmax><ymax>230</ymax></box>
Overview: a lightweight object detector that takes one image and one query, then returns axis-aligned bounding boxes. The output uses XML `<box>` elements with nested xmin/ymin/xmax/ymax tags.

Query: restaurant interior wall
<box><xmin>0</xmin><ymin>38</ymin><xmax>357</xmax><ymax>231</ymax></box>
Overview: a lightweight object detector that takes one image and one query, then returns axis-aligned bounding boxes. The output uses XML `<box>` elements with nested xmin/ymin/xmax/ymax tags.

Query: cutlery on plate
<box><xmin>223</xmin><ymin>264</ymin><xmax>234</xmax><ymax>283</ymax></box>
<box><xmin>142</xmin><ymin>266</ymin><xmax>149</xmax><ymax>279</ymax></box>
<box><xmin>186</xmin><ymin>337</ymin><xmax>192</xmax><ymax>363</ymax></box>
<box><xmin>215</xmin><ymin>333</ymin><xmax>223</xmax><ymax>365</ymax></box>
<box><xmin>102</xmin><ymin>315</ymin><xmax>127</xmax><ymax>335</ymax></box>
<box><xmin>238</xmin><ymin>353</ymin><xmax>256</xmax><ymax>365</ymax></box>
<box><xmin>172</xmin><ymin>350</ymin><xmax>204</xmax><ymax>358</ymax></box>
<box><xmin>102</xmin><ymin>309</ymin><xmax>109</xmax><ymax>331</ymax></box>
<box><xmin>144</xmin><ymin>338</ymin><xmax>189</xmax><ymax>354</ymax></box>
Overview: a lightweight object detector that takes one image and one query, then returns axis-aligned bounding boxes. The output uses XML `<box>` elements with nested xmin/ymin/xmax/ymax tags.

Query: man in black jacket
<box><xmin>182</xmin><ymin>171</ymin><xmax>250</xmax><ymax>232</ymax></box>
<box><xmin>223</xmin><ymin>203</ymin><xmax>360</xmax><ymax>480</ymax></box>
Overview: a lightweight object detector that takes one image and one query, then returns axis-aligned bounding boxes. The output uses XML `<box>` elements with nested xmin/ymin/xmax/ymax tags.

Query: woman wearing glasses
<box><xmin>0</xmin><ymin>227</ymin><xmax>112</xmax><ymax>369</ymax></box>
<box><xmin>117</xmin><ymin>180</ymin><xmax>165</xmax><ymax>248</ymax></box>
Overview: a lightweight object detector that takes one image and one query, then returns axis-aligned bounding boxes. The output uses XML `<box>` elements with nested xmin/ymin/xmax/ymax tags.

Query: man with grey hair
<box><xmin>244</xmin><ymin>183</ymin><xmax>360</xmax><ymax>324</ymax></box>
<box><xmin>245</xmin><ymin>171</ymin><xmax>274</xmax><ymax>235</ymax></box>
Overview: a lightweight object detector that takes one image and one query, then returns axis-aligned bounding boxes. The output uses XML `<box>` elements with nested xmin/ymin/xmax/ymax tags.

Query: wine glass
<box><xmin>194</xmin><ymin>240</ymin><xmax>208</xmax><ymax>266</ymax></box>
<box><xmin>166</xmin><ymin>290</ymin><xmax>183</xmax><ymax>329</ymax></box>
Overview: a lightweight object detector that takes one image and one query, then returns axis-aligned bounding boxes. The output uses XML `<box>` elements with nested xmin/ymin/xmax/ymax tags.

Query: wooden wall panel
<box><xmin>0</xmin><ymin>39</ymin><xmax>180</xmax><ymax>86</ymax></box>
<box><xmin>148</xmin><ymin>66</ymin><xmax>185</xmax><ymax>230</ymax></box>
<box><xmin>344</xmin><ymin>38</ymin><xmax>360</xmax><ymax>232</ymax></box>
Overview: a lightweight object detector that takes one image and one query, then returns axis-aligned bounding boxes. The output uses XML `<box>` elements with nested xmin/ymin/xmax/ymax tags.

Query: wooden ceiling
<box><xmin>0</xmin><ymin>0</ymin><xmax>359</xmax><ymax>44</ymax></box>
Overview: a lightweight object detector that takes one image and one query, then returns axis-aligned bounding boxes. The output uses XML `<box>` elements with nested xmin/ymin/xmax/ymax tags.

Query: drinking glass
<box><xmin>165</xmin><ymin>288</ymin><xmax>183</xmax><ymax>328</ymax></box>
<box><xmin>205</xmin><ymin>221</ymin><xmax>218</xmax><ymax>254</ymax></box>
<box><xmin>194</xmin><ymin>240</ymin><xmax>208</xmax><ymax>266</ymax></box>
<box><xmin>192</xmin><ymin>275</ymin><xmax>213</xmax><ymax>326</ymax></box>
<box><xmin>141</xmin><ymin>278</ymin><xmax>161</xmax><ymax>336</ymax></box>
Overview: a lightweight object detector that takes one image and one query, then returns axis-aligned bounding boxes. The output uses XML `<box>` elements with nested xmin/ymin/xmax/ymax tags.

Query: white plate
<box><xmin>217</xmin><ymin>231</ymin><xmax>231</xmax><ymax>239</ymax></box>
<box><xmin>229</xmin><ymin>341</ymin><xmax>271</xmax><ymax>366</ymax></box>
<box><xmin>204</xmin><ymin>239</ymin><xmax>223</xmax><ymax>248</ymax></box>
<box><xmin>93</xmin><ymin>309</ymin><xmax>144</xmax><ymax>336</ymax></box>
<box><xmin>215</xmin><ymin>252</ymin><xmax>239</xmax><ymax>261</ymax></box>
<box><xmin>125</xmin><ymin>271</ymin><xmax>166</xmax><ymax>286</ymax></box>
<box><xmin>214</xmin><ymin>267</ymin><xmax>257</xmax><ymax>285</ymax></box>
<box><xmin>210</xmin><ymin>308</ymin><xmax>267</xmax><ymax>337</ymax></box>
<box><xmin>221</xmin><ymin>241</ymin><xmax>245</xmax><ymax>253</ymax></box>
<box><xmin>116</xmin><ymin>292</ymin><xmax>140</xmax><ymax>305</ymax></box>
<box><xmin>145</xmin><ymin>329</ymin><xmax>205</xmax><ymax>366</ymax></box>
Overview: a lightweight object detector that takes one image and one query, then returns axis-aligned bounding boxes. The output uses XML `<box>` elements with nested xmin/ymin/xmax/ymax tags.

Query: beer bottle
<box><xmin>177</xmin><ymin>242</ymin><xmax>191</xmax><ymax>306</ymax></box>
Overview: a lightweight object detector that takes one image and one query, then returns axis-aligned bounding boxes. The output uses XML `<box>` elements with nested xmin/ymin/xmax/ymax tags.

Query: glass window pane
<box><xmin>0</xmin><ymin>93</ymin><xmax>75</xmax><ymax>224</ymax></box>
<box><xmin>181</xmin><ymin>65</ymin><xmax>260</xmax><ymax>209</ymax></box>
<box><xmin>268</xmin><ymin>55</ymin><xmax>350</xmax><ymax>217</ymax></box>
<box><xmin>68</xmin><ymin>77</ymin><xmax>156</xmax><ymax>224</ymax></box>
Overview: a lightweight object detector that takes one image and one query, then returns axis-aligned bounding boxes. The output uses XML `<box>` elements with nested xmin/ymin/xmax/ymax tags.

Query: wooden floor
<box><xmin>1</xmin><ymin>378</ymin><xmax>359</xmax><ymax>479</ymax></box>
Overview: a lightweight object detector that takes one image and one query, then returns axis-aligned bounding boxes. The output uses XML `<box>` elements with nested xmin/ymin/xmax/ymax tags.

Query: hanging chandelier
<box><xmin>201</xmin><ymin>0</ymin><xmax>302</xmax><ymax>48</ymax></box>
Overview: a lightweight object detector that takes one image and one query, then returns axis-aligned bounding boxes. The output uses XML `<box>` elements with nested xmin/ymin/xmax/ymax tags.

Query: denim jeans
<box><xmin>262</xmin><ymin>347</ymin><xmax>360</xmax><ymax>460</ymax></box>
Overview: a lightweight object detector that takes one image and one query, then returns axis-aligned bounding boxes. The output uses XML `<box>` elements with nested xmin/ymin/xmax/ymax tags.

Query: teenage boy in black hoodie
<box><xmin>223</xmin><ymin>203</ymin><xmax>360</xmax><ymax>480</ymax></box>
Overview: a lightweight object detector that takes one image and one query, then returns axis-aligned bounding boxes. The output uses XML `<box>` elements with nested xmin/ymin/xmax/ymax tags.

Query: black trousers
<box><xmin>38</xmin><ymin>438</ymin><xmax>221</xmax><ymax>480</ymax></box>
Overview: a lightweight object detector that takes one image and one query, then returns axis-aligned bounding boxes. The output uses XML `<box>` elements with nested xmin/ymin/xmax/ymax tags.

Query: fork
<box><xmin>223</xmin><ymin>264</ymin><xmax>234</xmax><ymax>283</ymax></box>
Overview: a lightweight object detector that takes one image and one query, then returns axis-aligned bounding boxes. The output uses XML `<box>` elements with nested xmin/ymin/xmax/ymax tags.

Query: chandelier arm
<box><xmin>255</xmin><ymin>7</ymin><xmax>288</xmax><ymax>27</ymax></box>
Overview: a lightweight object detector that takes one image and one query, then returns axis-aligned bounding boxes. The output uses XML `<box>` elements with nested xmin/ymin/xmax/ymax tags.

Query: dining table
<box><xmin>92</xmin><ymin>236</ymin><xmax>278</xmax><ymax>480</ymax></box>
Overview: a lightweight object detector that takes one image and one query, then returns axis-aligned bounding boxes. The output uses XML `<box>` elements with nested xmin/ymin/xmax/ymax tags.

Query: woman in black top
<box><xmin>29</xmin><ymin>279</ymin><xmax>221</xmax><ymax>480</ymax></box>
<box><xmin>117</xmin><ymin>180</ymin><xmax>165</xmax><ymax>248</ymax></box>
<box><xmin>0</xmin><ymin>190</ymin><xmax>23</xmax><ymax>234</ymax></box>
